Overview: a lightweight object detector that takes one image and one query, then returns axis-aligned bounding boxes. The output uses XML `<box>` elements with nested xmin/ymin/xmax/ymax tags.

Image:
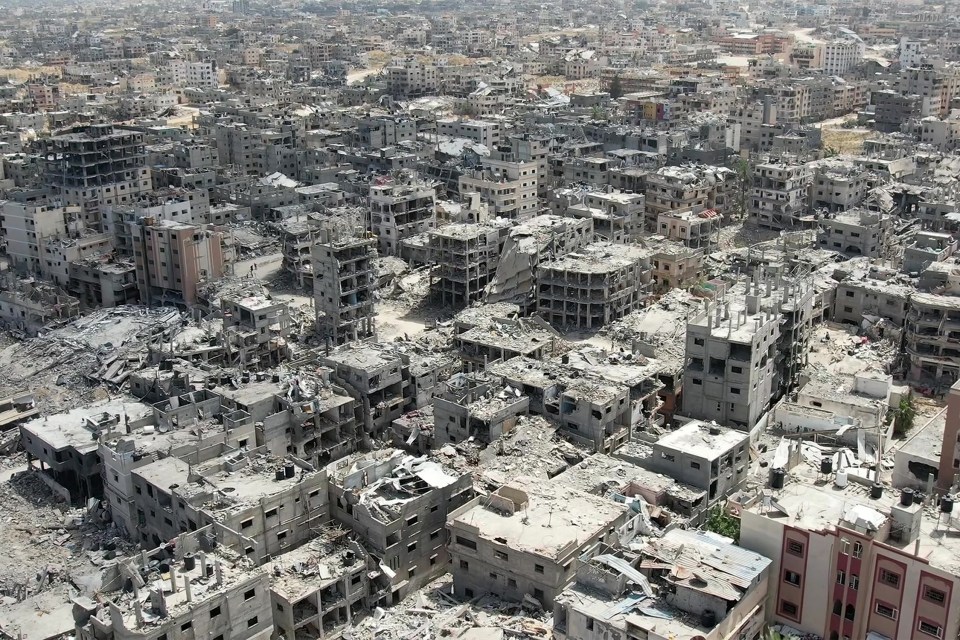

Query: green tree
<box><xmin>893</xmin><ymin>395</ymin><xmax>917</xmax><ymax>437</ymax></box>
<box><xmin>704</xmin><ymin>506</ymin><xmax>740</xmax><ymax>543</ymax></box>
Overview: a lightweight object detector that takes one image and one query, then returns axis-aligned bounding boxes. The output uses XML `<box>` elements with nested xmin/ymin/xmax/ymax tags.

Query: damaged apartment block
<box><xmin>537</xmin><ymin>242</ymin><xmax>654</xmax><ymax>330</ymax></box>
<box><xmin>312</xmin><ymin>229</ymin><xmax>377</xmax><ymax>346</ymax></box>
<box><xmin>328</xmin><ymin>449</ymin><xmax>473</xmax><ymax>603</ymax></box>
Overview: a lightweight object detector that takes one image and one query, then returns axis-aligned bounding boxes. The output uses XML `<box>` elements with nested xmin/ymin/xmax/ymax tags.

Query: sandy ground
<box><xmin>346</xmin><ymin>68</ymin><xmax>379</xmax><ymax>86</ymax></box>
<box><xmin>814</xmin><ymin>114</ymin><xmax>873</xmax><ymax>155</ymax></box>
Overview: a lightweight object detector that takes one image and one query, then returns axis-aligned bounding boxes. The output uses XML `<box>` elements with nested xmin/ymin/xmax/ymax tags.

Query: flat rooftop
<box><xmin>450</xmin><ymin>477</ymin><xmax>628</xmax><ymax>561</ymax></box>
<box><xmin>175</xmin><ymin>453</ymin><xmax>321</xmax><ymax>515</ymax></box>
<box><xmin>744</xmin><ymin>467</ymin><xmax>960</xmax><ymax>575</ymax></box>
<box><xmin>656</xmin><ymin>421</ymin><xmax>747</xmax><ymax>460</ymax></box>
<box><xmin>539</xmin><ymin>242</ymin><xmax>652</xmax><ymax>274</ymax></box>
<box><xmin>21</xmin><ymin>399</ymin><xmax>154</xmax><ymax>454</ymax></box>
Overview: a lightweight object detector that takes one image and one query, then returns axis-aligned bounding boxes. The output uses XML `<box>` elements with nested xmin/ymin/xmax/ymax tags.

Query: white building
<box><xmin>822</xmin><ymin>32</ymin><xmax>865</xmax><ymax>75</ymax></box>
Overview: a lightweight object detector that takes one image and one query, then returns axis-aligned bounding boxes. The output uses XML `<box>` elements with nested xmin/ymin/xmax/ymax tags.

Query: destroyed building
<box><xmin>485</xmin><ymin>214</ymin><xmax>594</xmax><ymax>312</ymax></box>
<box><xmin>369</xmin><ymin>174</ymin><xmax>437</xmax><ymax>257</ymax></box>
<box><xmin>432</xmin><ymin>372</ymin><xmax>530</xmax><ymax>447</ymax></box>
<box><xmin>537</xmin><ymin>242</ymin><xmax>653</xmax><ymax>330</ymax></box>
<box><xmin>319</xmin><ymin>342</ymin><xmax>408</xmax><ymax>439</ymax></box>
<box><xmin>553</xmin><ymin>529</ymin><xmax>770</xmax><ymax>640</ymax></box>
<box><xmin>74</xmin><ymin>530</ymin><xmax>273</xmax><ymax>640</ymax></box>
<box><xmin>312</xmin><ymin>231</ymin><xmax>377</xmax><ymax>346</ymax></box>
<box><xmin>327</xmin><ymin>449</ymin><xmax>473</xmax><ymax>602</ymax></box>
<box><xmin>428</xmin><ymin>219</ymin><xmax>509</xmax><ymax>308</ymax></box>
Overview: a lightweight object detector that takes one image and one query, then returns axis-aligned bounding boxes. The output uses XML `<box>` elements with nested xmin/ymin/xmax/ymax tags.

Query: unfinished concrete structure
<box><xmin>537</xmin><ymin>242</ymin><xmax>653</xmax><ymax>330</ymax></box>
<box><xmin>312</xmin><ymin>231</ymin><xmax>377</xmax><ymax>346</ymax></box>
<box><xmin>40</xmin><ymin>124</ymin><xmax>152</xmax><ymax>225</ymax></box>
<box><xmin>429</xmin><ymin>219</ymin><xmax>509</xmax><ymax>308</ymax></box>
<box><xmin>683</xmin><ymin>289</ymin><xmax>780</xmax><ymax>430</ymax></box>
<box><xmin>328</xmin><ymin>449</ymin><xmax>473</xmax><ymax>602</ymax></box>
<box><xmin>750</xmin><ymin>161</ymin><xmax>814</xmax><ymax>229</ymax></box>
<box><xmin>369</xmin><ymin>175</ymin><xmax>437</xmax><ymax>257</ymax></box>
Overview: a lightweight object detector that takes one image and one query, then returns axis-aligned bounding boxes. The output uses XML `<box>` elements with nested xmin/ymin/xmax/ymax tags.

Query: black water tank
<box><xmin>284</xmin><ymin>462</ymin><xmax>296</xmax><ymax>479</ymax></box>
<box><xmin>701</xmin><ymin>610</ymin><xmax>717</xmax><ymax>628</ymax></box>
<box><xmin>821</xmin><ymin>457</ymin><xmax>833</xmax><ymax>474</ymax></box>
<box><xmin>871</xmin><ymin>483</ymin><xmax>884</xmax><ymax>499</ymax></box>
<box><xmin>275</xmin><ymin>468</ymin><xmax>285</xmax><ymax>481</ymax></box>
<box><xmin>771</xmin><ymin>468</ymin><xmax>785</xmax><ymax>490</ymax></box>
<box><xmin>941</xmin><ymin>495</ymin><xmax>954</xmax><ymax>514</ymax></box>
<box><xmin>901</xmin><ymin>488</ymin><xmax>914</xmax><ymax>506</ymax></box>
<box><xmin>183</xmin><ymin>554</ymin><xmax>196</xmax><ymax>572</ymax></box>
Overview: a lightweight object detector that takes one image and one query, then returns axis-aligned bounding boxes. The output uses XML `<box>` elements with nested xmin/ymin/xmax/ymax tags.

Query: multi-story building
<box><xmin>644</xmin><ymin>166</ymin><xmax>716</xmax><ymax>232</ymax></box>
<box><xmin>447</xmin><ymin>478</ymin><xmax>639</xmax><ymax>608</ymax></box>
<box><xmin>656</xmin><ymin>207</ymin><xmax>722</xmax><ymax>249</ymax></box>
<box><xmin>131</xmin><ymin>219</ymin><xmax>226</xmax><ymax>307</ymax></box>
<box><xmin>650</xmin><ymin>420</ymin><xmax>751</xmax><ymax>504</ymax></box>
<box><xmin>822</xmin><ymin>32</ymin><xmax>866</xmax><ymax>75</ymax></box>
<box><xmin>810</xmin><ymin>162</ymin><xmax>871</xmax><ymax>213</ymax></box>
<box><xmin>2</xmin><ymin>199</ymin><xmax>83</xmax><ymax>276</ymax></box>
<box><xmin>40</xmin><ymin>124</ymin><xmax>152</xmax><ymax>226</ymax></box>
<box><xmin>385</xmin><ymin>59</ymin><xmax>439</xmax><ymax>97</ymax></box>
<box><xmin>537</xmin><ymin>242</ymin><xmax>653</xmax><ymax>330</ymax></box>
<box><xmin>900</xmin><ymin>64</ymin><xmax>960</xmax><ymax>118</ymax></box>
<box><xmin>750</xmin><ymin>162</ymin><xmax>814</xmax><ymax>230</ymax></box>
<box><xmin>486</xmin><ymin>214</ymin><xmax>594</xmax><ymax>310</ymax></box>
<box><xmin>327</xmin><ymin>449</ymin><xmax>473</xmax><ymax>601</ymax></box>
<box><xmin>563</xmin><ymin>190</ymin><xmax>645</xmax><ymax>242</ymax></box>
<box><xmin>459</xmin><ymin>146</ymin><xmax>539</xmax><ymax>219</ymax></box>
<box><xmin>904</xmin><ymin>292</ymin><xmax>960</xmax><ymax>387</ymax></box>
<box><xmin>740</xmin><ymin>462</ymin><xmax>960</xmax><ymax>640</ymax></box>
<box><xmin>312</xmin><ymin>232</ymin><xmax>377</xmax><ymax>346</ymax></box>
<box><xmin>319</xmin><ymin>342</ymin><xmax>407</xmax><ymax>438</ymax></box>
<box><xmin>817</xmin><ymin>209</ymin><xmax>895</xmax><ymax>258</ymax></box>
<box><xmin>369</xmin><ymin>176</ymin><xmax>436</xmax><ymax>257</ymax></box>
<box><xmin>683</xmin><ymin>285</ymin><xmax>781</xmax><ymax>430</ymax></box>
<box><xmin>168</xmin><ymin>59</ymin><xmax>218</xmax><ymax>87</ymax></box>
<box><xmin>220</xmin><ymin>295</ymin><xmax>291</xmax><ymax>370</ymax></box>
<box><xmin>436</xmin><ymin>119</ymin><xmax>502</xmax><ymax>147</ymax></box>
<box><xmin>428</xmin><ymin>219</ymin><xmax>509</xmax><ymax>308</ymax></box>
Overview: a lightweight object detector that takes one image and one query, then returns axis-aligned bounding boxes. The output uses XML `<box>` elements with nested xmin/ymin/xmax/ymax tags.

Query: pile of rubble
<box><xmin>0</xmin><ymin>469</ymin><xmax>133</xmax><ymax>604</ymax></box>
<box><xmin>346</xmin><ymin>577</ymin><xmax>552</xmax><ymax>639</ymax></box>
